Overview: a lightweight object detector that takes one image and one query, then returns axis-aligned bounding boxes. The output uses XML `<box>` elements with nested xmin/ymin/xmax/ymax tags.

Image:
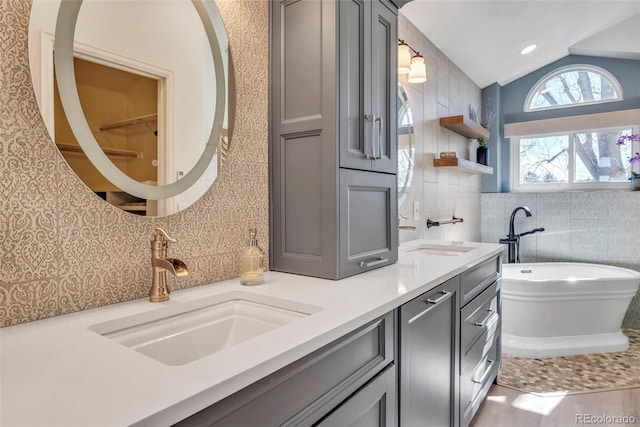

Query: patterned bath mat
<box><xmin>497</xmin><ymin>328</ymin><xmax>640</xmax><ymax>396</ymax></box>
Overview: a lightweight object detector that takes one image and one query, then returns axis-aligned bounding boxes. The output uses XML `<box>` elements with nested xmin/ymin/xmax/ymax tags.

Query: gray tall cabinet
<box><xmin>270</xmin><ymin>0</ymin><xmax>399</xmax><ymax>279</ymax></box>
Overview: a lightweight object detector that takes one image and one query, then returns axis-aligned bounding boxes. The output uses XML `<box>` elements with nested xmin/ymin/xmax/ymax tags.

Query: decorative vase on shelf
<box><xmin>477</xmin><ymin>144</ymin><xmax>489</xmax><ymax>166</ymax></box>
<box><xmin>631</xmin><ymin>176</ymin><xmax>640</xmax><ymax>191</ymax></box>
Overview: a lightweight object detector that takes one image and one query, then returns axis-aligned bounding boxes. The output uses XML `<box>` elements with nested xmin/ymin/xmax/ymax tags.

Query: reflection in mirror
<box><xmin>55</xmin><ymin>58</ymin><xmax>163</xmax><ymax>214</ymax></box>
<box><xmin>398</xmin><ymin>84</ymin><xmax>415</xmax><ymax>207</ymax></box>
<box><xmin>28</xmin><ymin>0</ymin><xmax>231</xmax><ymax>216</ymax></box>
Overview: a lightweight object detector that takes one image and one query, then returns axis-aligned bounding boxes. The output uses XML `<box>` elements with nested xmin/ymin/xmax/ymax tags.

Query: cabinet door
<box><xmin>339</xmin><ymin>169</ymin><xmax>398</xmax><ymax>278</ymax></box>
<box><xmin>339</xmin><ymin>0</ymin><xmax>397</xmax><ymax>173</ymax></box>
<box><xmin>399</xmin><ymin>277</ymin><xmax>460</xmax><ymax>427</ymax></box>
<box><xmin>270</xmin><ymin>0</ymin><xmax>340</xmax><ymax>278</ymax></box>
<box><xmin>338</xmin><ymin>0</ymin><xmax>372</xmax><ymax>171</ymax></box>
<box><xmin>370</xmin><ymin>0</ymin><xmax>397</xmax><ymax>174</ymax></box>
<box><xmin>316</xmin><ymin>365</ymin><xmax>396</xmax><ymax>427</ymax></box>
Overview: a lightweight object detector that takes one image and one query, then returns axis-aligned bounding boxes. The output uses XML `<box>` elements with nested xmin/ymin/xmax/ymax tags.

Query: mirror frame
<box><xmin>397</xmin><ymin>84</ymin><xmax>414</xmax><ymax>207</ymax></box>
<box><xmin>54</xmin><ymin>0</ymin><xmax>226</xmax><ymax>200</ymax></box>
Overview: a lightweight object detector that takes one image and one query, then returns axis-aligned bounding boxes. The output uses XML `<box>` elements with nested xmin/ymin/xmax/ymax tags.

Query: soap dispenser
<box><xmin>240</xmin><ymin>228</ymin><xmax>264</xmax><ymax>286</ymax></box>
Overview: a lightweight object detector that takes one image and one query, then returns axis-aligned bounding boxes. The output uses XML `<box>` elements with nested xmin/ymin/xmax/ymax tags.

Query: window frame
<box><xmin>510</xmin><ymin>125</ymin><xmax>638</xmax><ymax>193</ymax></box>
<box><xmin>524</xmin><ymin>64</ymin><xmax>624</xmax><ymax>112</ymax></box>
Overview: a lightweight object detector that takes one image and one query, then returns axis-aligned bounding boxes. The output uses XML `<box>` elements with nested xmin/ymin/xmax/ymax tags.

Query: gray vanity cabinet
<box><xmin>270</xmin><ymin>0</ymin><xmax>398</xmax><ymax>280</ymax></box>
<box><xmin>175</xmin><ymin>313</ymin><xmax>395</xmax><ymax>427</ymax></box>
<box><xmin>396</xmin><ymin>254</ymin><xmax>502</xmax><ymax>427</ymax></box>
<box><xmin>173</xmin><ymin>255</ymin><xmax>502</xmax><ymax>427</ymax></box>
<box><xmin>316</xmin><ymin>365</ymin><xmax>396</xmax><ymax>427</ymax></box>
<box><xmin>399</xmin><ymin>277</ymin><xmax>460</xmax><ymax>427</ymax></box>
<box><xmin>459</xmin><ymin>255</ymin><xmax>502</xmax><ymax>427</ymax></box>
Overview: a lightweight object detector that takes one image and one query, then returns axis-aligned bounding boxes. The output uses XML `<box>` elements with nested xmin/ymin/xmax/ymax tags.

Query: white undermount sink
<box><xmin>89</xmin><ymin>291</ymin><xmax>322</xmax><ymax>366</ymax></box>
<box><xmin>403</xmin><ymin>242</ymin><xmax>476</xmax><ymax>256</ymax></box>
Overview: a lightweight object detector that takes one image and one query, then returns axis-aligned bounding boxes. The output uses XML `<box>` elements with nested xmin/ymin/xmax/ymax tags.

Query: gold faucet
<box><xmin>398</xmin><ymin>214</ymin><xmax>417</xmax><ymax>231</ymax></box>
<box><xmin>150</xmin><ymin>227</ymin><xmax>189</xmax><ymax>302</ymax></box>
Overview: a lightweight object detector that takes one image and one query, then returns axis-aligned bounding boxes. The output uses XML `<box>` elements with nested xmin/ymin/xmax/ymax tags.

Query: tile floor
<box><xmin>498</xmin><ymin>329</ymin><xmax>640</xmax><ymax>395</ymax></box>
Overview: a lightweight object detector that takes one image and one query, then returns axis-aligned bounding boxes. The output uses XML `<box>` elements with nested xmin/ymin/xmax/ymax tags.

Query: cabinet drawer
<box><xmin>176</xmin><ymin>313</ymin><xmax>394</xmax><ymax>427</ymax></box>
<box><xmin>461</xmin><ymin>281</ymin><xmax>499</xmax><ymax>353</ymax></box>
<box><xmin>460</xmin><ymin>316</ymin><xmax>499</xmax><ymax>375</ymax></box>
<box><xmin>316</xmin><ymin>364</ymin><xmax>396</xmax><ymax>427</ymax></box>
<box><xmin>461</xmin><ymin>255</ymin><xmax>501</xmax><ymax>306</ymax></box>
<box><xmin>460</xmin><ymin>337</ymin><xmax>499</xmax><ymax>414</ymax></box>
<box><xmin>461</xmin><ymin>340</ymin><xmax>499</xmax><ymax>427</ymax></box>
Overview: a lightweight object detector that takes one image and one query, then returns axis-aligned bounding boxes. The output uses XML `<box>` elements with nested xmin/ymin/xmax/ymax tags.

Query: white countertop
<box><xmin>0</xmin><ymin>240</ymin><xmax>504</xmax><ymax>427</ymax></box>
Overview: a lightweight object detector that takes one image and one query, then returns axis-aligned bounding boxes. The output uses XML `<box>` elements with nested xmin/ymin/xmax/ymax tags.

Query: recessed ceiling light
<box><xmin>520</xmin><ymin>44</ymin><xmax>537</xmax><ymax>55</ymax></box>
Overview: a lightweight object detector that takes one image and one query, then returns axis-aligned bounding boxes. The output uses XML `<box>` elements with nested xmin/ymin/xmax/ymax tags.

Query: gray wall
<box><xmin>481</xmin><ymin>191</ymin><xmax>640</xmax><ymax>328</ymax></box>
<box><xmin>501</xmin><ymin>55</ymin><xmax>640</xmax><ymax>124</ymax></box>
<box><xmin>483</xmin><ymin>55</ymin><xmax>640</xmax><ymax>193</ymax></box>
<box><xmin>397</xmin><ymin>14</ymin><xmax>484</xmax><ymax>243</ymax></box>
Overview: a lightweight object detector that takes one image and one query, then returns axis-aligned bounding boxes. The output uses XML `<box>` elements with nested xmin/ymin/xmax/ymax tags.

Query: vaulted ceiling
<box><xmin>400</xmin><ymin>1</ymin><xmax>640</xmax><ymax>89</ymax></box>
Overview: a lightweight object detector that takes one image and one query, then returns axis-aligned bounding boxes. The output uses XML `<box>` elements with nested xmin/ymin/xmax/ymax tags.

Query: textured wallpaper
<box><xmin>0</xmin><ymin>0</ymin><xmax>269</xmax><ymax>327</ymax></box>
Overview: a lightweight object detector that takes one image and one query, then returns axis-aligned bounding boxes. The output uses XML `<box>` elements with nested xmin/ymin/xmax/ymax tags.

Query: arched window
<box><xmin>524</xmin><ymin>65</ymin><xmax>623</xmax><ymax>112</ymax></box>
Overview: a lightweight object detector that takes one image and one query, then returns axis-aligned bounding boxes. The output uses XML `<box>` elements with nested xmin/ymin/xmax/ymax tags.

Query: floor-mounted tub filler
<box><xmin>502</xmin><ymin>262</ymin><xmax>640</xmax><ymax>357</ymax></box>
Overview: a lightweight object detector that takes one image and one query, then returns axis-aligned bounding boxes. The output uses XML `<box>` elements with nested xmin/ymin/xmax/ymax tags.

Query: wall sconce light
<box><xmin>408</xmin><ymin>54</ymin><xmax>426</xmax><ymax>83</ymax></box>
<box><xmin>398</xmin><ymin>40</ymin><xmax>412</xmax><ymax>74</ymax></box>
<box><xmin>398</xmin><ymin>39</ymin><xmax>426</xmax><ymax>83</ymax></box>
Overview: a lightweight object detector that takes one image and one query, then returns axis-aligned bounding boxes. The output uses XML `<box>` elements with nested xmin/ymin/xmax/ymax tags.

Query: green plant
<box><xmin>476</xmin><ymin>123</ymin><xmax>488</xmax><ymax>147</ymax></box>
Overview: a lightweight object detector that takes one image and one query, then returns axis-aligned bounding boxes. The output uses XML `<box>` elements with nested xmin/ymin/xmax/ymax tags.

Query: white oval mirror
<box><xmin>398</xmin><ymin>84</ymin><xmax>415</xmax><ymax>207</ymax></box>
<box><xmin>28</xmin><ymin>0</ymin><xmax>231</xmax><ymax>216</ymax></box>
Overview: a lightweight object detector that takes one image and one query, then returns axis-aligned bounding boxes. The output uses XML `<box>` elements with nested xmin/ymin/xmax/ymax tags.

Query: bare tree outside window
<box><xmin>518</xmin><ymin>129</ymin><xmax>632</xmax><ymax>185</ymax></box>
<box><xmin>519</xmin><ymin>135</ymin><xmax>569</xmax><ymax>184</ymax></box>
<box><xmin>575</xmin><ymin>131</ymin><xmax>629</xmax><ymax>182</ymax></box>
<box><xmin>519</xmin><ymin>67</ymin><xmax>631</xmax><ymax>185</ymax></box>
<box><xmin>528</xmin><ymin>68</ymin><xmax>621</xmax><ymax>110</ymax></box>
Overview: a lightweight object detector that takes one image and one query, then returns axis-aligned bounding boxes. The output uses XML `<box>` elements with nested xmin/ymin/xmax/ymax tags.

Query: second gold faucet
<box><xmin>149</xmin><ymin>227</ymin><xmax>189</xmax><ymax>302</ymax></box>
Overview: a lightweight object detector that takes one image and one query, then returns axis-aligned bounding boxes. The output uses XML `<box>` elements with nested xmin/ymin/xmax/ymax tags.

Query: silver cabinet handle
<box><xmin>374</xmin><ymin>116</ymin><xmax>383</xmax><ymax>160</ymax></box>
<box><xmin>364</xmin><ymin>114</ymin><xmax>377</xmax><ymax>160</ymax></box>
<box><xmin>474</xmin><ymin>310</ymin><xmax>499</xmax><ymax>328</ymax></box>
<box><xmin>359</xmin><ymin>257</ymin><xmax>388</xmax><ymax>268</ymax></box>
<box><xmin>472</xmin><ymin>359</ymin><xmax>496</xmax><ymax>384</ymax></box>
<box><xmin>409</xmin><ymin>290</ymin><xmax>453</xmax><ymax>324</ymax></box>
<box><xmin>427</xmin><ymin>290</ymin><xmax>451</xmax><ymax>305</ymax></box>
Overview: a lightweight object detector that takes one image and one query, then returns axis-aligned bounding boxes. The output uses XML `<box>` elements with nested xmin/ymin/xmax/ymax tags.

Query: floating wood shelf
<box><xmin>56</xmin><ymin>143</ymin><xmax>139</xmax><ymax>159</ymax></box>
<box><xmin>99</xmin><ymin>113</ymin><xmax>157</xmax><ymax>131</ymax></box>
<box><xmin>433</xmin><ymin>157</ymin><xmax>493</xmax><ymax>175</ymax></box>
<box><xmin>439</xmin><ymin>115</ymin><xmax>490</xmax><ymax>140</ymax></box>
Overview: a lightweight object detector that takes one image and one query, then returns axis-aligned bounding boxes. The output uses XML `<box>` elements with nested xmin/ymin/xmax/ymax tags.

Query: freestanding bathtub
<box><xmin>502</xmin><ymin>262</ymin><xmax>640</xmax><ymax>358</ymax></box>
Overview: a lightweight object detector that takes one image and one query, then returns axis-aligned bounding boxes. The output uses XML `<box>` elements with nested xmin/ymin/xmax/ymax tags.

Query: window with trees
<box><xmin>525</xmin><ymin>65</ymin><xmax>623</xmax><ymax>112</ymax></box>
<box><xmin>512</xmin><ymin>127</ymin><xmax>636</xmax><ymax>191</ymax></box>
